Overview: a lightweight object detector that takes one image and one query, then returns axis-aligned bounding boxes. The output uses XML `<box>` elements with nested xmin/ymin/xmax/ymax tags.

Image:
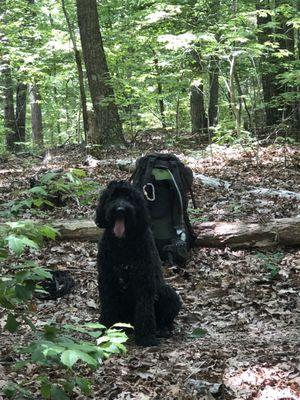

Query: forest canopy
<box><xmin>0</xmin><ymin>0</ymin><xmax>299</xmax><ymax>148</ymax></box>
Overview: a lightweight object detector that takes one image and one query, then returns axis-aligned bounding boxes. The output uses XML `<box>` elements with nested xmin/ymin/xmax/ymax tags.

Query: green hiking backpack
<box><xmin>131</xmin><ymin>153</ymin><xmax>196</xmax><ymax>267</ymax></box>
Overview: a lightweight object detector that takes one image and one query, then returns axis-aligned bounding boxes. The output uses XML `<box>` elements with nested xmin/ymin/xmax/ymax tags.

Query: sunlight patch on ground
<box><xmin>0</xmin><ymin>169</ymin><xmax>23</xmax><ymax>176</ymax></box>
<box><xmin>224</xmin><ymin>365</ymin><xmax>300</xmax><ymax>399</ymax></box>
<box><xmin>0</xmin><ymin>169</ymin><xmax>23</xmax><ymax>189</ymax></box>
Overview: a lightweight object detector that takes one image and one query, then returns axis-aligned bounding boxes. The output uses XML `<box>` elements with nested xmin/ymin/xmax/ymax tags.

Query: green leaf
<box><xmin>40</xmin><ymin>381</ymin><xmax>51</xmax><ymax>399</ymax></box>
<box><xmin>50</xmin><ymin>386</ymin><xmax>69</xmax><ymax>400</ymax></box>
<box><xmin>76</xmin><ymin>350</ymin><xmax>98</xmax><ymax>367</ymax></box>
<box><xmin>6</xmin><ymin>235</ymin><xmax>39</xmax><ymax>255</ymax></box>
<box><xmin>190</xmin><ymin>327</ymin><xmax>207</xmax><ymax>338</ymax></box>
<box><xmin>43</xmin><ymin>199</ymin><xmax>55</xmax><ymax>207</ymax></box>
<box><xmin>114</xmin><ymin>343</ymin><xmax>127</xmax><ymax>353</ymax></box>
<box><xmin>60</xmin><ymin>350</ymin><xmax>80</xmax><ymax>368</ymax></box>
<box><xmin>85</xmin><ymin>330</ymin><xmax>105</xmax><ymax>338</ymax></box>
<box><xmin>43</xmin><ymin>324</ymin><xmax>60</xmax><ymax>339</ymax></box>
<box><xmin>33</xmin><ymin>198</ymin><xmax>45</xmax><ymax>208</ymax></box>
<box><xmin>76</xmin><ymin>377</ymin><xmax>92</xmax><ymax>396</ymax></box>
<box><xmin>96</xmin><ymin>335</ymin><xmax>110</xmax><ymax>344</ymax></box>
<box><xmin>0</xmin><ymin>295</ymin><xmax>15</xmax><ymax>310</ymax></box>
<box><xmin>6</xmin><ymin>235</ymin><xmax>26</xmax><ymax>255</ymax></box>
<box><xmin>70</xmin><ymin>168</ymin><xmax>86</xmax><ymax>178</ymax></box>
<box><xmin>62</xmin><ymin>322</ymin><xmax>105</xmax><ymax>338</ymax></box>
<box><xmin>5</xmin><ymin>313</ymin><xmax>19</xmax><ymax>333</ymax></box>
<box><xmin>6</xmin><ymin>221</ymin><xmax>25</xmax><ymax>230</ymax></box>
<box><xmin>21</xmin><ymin>236</ymin><xmax>39</xmax><ymax>249</ymax></box>
<box><xmin>102</xmin><ymin>343</ymin><xmax>120</xmax><ymax>354</ymax></box>
<box><xmin>41</xmin><ymin>342</ymin><xmax>66</xmax><ymax>357</ymax></box>
<box><xmin>62</xmin><ymin>379</ymin><xmax>75</xmax><ymax>395</ymax></box>
<box><xmin>63</xmin><ymin>341</ymin><xmax>91</xmax><ymax>352</ymax></box>
<box><xmin>29</xmin><ymin>186</ymin><xmax>48</xmax><ymax>196</ymax></box>
<box><xmin>82</xmin><ymin>322</ymin><xmax>106</xmax><ymax>329</ymax></box>
<box><xmin>40</xmin><ymin>172</ymin><xmax>58</xmax><ymax>184</ymax></box>
<box><xmin>39</xmin><ymin>225</ymin><xmax>58</xmax><ymax>240</ymax></box>
<box><xmin>111</xmin><ymin>322</ymin><xmax>133</xmax><ymax>329</ymax></box>
<box><xmin>3</xmin><ymin>382</ymin><xmax>31</xmax><ymax>398</ymax></box>
<box><xmin>15</xmin><ymin>284</ymin><xmax>33</xmax><ymax>301</ymax></box>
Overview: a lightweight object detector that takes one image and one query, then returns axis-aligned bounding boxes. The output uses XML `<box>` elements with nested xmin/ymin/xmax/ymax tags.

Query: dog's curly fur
<box><xmin>95</xmin><ymin>180</ymin><xmax>181</xmax><ymax>347</ymax></box>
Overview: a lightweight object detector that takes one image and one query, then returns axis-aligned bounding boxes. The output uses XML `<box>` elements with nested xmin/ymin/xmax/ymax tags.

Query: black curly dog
<box><xmin>95</xmin><ymin>180</ymin><xmax>181</xmax><ymax>347</ymax></box>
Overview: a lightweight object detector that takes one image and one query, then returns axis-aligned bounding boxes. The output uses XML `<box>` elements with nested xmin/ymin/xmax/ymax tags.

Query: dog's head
<box><xmin>95</xmin><ymin>180</ymin><xmax>150</xmax><ymax>239</ymax></box>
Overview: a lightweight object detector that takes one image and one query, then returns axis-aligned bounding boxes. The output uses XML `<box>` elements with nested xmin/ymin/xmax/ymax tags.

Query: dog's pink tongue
<box><xmin>113</xmin><ymin>218</ymin><xmax>125</xmax><ymax>238</ymax></box>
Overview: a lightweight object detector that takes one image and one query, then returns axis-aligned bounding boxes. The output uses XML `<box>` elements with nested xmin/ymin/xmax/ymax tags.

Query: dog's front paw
<box><xmin>135</xmin><ymin>335</ymin><xmax>159</xmax><ymax>347</ymax></box>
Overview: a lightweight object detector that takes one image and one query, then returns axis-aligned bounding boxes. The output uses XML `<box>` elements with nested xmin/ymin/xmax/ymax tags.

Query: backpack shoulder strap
<box><xmin>143</xmin><ymin>155</ymin><xmax>157</xmax><ymax>186</ymax></box>
<box><xmin>130</xmin><ymin>154</ymin><xmax>158</xmax><ymax>193</ymax></box>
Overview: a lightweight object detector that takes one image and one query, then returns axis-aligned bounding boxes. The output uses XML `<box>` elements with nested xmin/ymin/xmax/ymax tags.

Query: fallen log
<box><xmin>43</xmin><ymin>217</ymin><xmax>300</xmax><ymax>248</ymax></box>
<box><xmin>194</xmin><ymin>217</ymin><xmax>300</xmax><ymax>248</ymax></box>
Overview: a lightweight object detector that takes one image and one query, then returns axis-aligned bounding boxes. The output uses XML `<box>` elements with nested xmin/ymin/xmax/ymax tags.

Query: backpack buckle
<box><xmin>143</xmin><ymin>183</ymin><xmax>155</xmax><ymax>201</ymax></box>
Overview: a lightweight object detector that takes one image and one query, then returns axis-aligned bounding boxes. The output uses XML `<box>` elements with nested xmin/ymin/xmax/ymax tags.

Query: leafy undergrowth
<box><xmin>0</xmin><ymin>142</ymin><xmax>299</xmax><ymax>399</ymax></box>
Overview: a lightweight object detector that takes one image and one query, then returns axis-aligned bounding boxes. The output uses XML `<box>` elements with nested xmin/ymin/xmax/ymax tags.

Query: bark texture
<box><xmin>76</xmin><ymin>0</ymin><xmax>123</xmax><ymax>145</ymax></box>
<box><xmin>190</xmin><ymin>83</ymin><xmax>207</xmax><ymax>133</ymax></box>
<box><xmin>29</xmin><ymin>84</ymin><xmax>44</xmax><ymax>147</ymax></box>
<box><xmin>2</xmin><ymin>61</ymin><xmax>17</xmax><ymax>151</ymax></box>
<box><xmin>16</xmin><ymin>82</ymin><xmax>27</xmax><ymax>143</ymax></box>
<box><xmin>208</xmin><ymin>56</ymin><xmax>219</xmax><ymax>126</ymax></box>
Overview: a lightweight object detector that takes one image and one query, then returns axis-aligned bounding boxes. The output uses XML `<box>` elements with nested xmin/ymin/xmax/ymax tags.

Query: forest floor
<box><xmin>0</xmin><ymin>140</ymin><xmax>299</xmax><ymax>400</ymax></box>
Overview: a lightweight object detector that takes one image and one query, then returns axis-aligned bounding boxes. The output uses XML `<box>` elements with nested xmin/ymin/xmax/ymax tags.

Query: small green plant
<box><xmin>3</xmin><ymin>169</ymin><xmax>99</xmax><ymax>216</ymax></box>
<box><xmin>274</xmin><ymin>135</ymin><xmax>296</xmax><ymax>146</ymax></box>
<box><xmin>4</xmin><ymin>323</ymin><xmax>128</xmax><ymax>399</ymax></box>
<box><xmin>0</xmin><ymin>221</ymin><xmax>58</xmax><ymax>331</ymax></box>
<box><xmin>212</xmin><ymin>123</ymin><xmax>255</xmax><ymax>147</ymax></box>
<box><xmin>256</xmin><ymin>250</ymin><xmax>284</xmax><ymax>280</ymax></box>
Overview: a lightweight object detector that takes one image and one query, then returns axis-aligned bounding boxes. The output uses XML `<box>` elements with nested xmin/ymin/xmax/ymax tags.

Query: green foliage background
<box><xmin>0</xmin><ymin>0</ymin><xmax>299</xmax><ymax>145</ymax></box>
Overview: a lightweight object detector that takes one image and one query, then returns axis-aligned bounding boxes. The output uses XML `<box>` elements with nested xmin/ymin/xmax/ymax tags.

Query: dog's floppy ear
<box><xmin>95</xmin><ymin>190</ymin><xmax>107</xmax><ymax>228</ymax></box>
<box><xmin>95</xmin><ymin>186</ymin><xmax>111</xmax><ymax>228</ymax></box>
<box><xmin>95</xmin><ymin>181</ymin><xmax>123</xmax><ymax>228</ymax></box>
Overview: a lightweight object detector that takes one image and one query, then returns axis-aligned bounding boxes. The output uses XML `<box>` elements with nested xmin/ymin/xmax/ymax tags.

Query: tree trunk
<box><xmin>208</xmin><ymin>56</ymin><xmax>219</xmax><ymax>126</ymax></box>
<box><xmin>17</xmin><ymin>217</ymin><xmax>300</xmax><ymax>249</ymax></box>
<box><xmin>228</xmin><ymin>55</ymin><xmax>241</xmax><ymax>135</ymax></box>
<box><xmin>0</xmin><ymin>0</ymin><xmax>17</xmax><ymax>151</ymax></box>
<box><xmin>190</xmin><ymin>82</ymin><xmax>207</xmax><ymax>134</ymax></box>
<box><xmin>15</xmin><ymin>82</ymin><xmax>27</xmax><ymax>144</ymax></box>
<box><xmin>2</xmin><ymin>61</ymin><xmax>17</xmax><ymax>151</ymax></box>
<box><xmin>190</xmin><ymin>49</ymin><xmax>208</xmax><ymax>135</ymax></box>
<box><xmin>76</xmin><ymin>0</ymin><xmax>124</xmax><ymax>146</ymax></box>
<box><xmin>153</xmin><ymin>52</ymin><xmax>166</xmax><ymax>129</ymax></box>
<box><xmin>208</xmin><ymin>0</ymin><xmax>220</xmax><ymax>127</ymax></box>
<box><xmin>234</xmin><ymin>71</ymin><xmax>252</xmax><ymax>129</ymax></box>
<box><xmin>29</xmin><ymin>84</ymin><xmax>44</xmax><ymax>147</ymax></box>
<box><xmin>61</xmin><ymin>0</ymin><xmax>89</xmax><ymax>144</ymax></box>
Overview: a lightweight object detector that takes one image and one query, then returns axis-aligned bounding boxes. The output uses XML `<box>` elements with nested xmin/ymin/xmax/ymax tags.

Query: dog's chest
<box><xmin>113</xmin><ymin>263</ymin><xmax>135</xmax><ymax>291</ymax></box>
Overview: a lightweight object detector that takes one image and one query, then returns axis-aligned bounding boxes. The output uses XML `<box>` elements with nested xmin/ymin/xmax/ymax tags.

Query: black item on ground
<box><xmin>35</xmin><ymin>270</ymin><xmax>75</xmax><ymax>300</ymax></box>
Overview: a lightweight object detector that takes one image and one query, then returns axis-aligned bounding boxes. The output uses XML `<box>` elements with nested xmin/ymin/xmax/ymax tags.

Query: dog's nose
<box><xmin>116</xmin><ymin>206</ymin><xmax>126</xmax><ymax>216</ymax></box>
